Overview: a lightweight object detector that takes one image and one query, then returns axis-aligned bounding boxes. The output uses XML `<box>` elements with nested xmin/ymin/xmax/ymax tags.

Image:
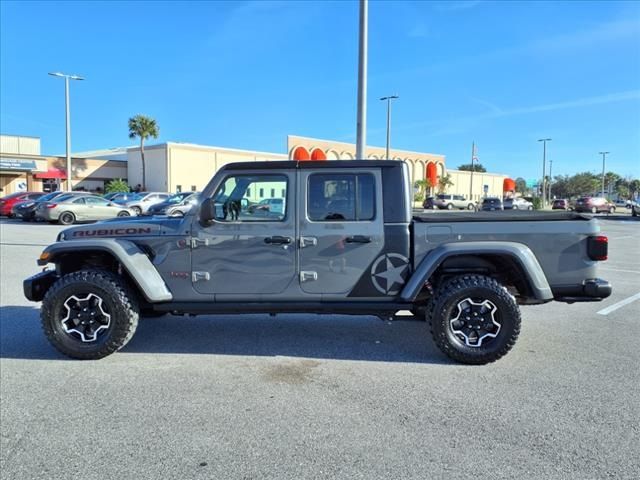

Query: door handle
<box><xmin>345</xmin><ymin>235</ymin><xmax>371</xmax><ymax>244</ymax></box>
<box><xmin>264</xmin><ymin>236</ymin><xmax>292</xmax><ymax>245</ymax></box>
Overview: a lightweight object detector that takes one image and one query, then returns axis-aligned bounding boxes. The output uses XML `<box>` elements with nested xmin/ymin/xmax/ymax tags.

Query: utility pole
<box><xmin>380</xmin><ymin>95</ymin><xmax>398</xmax><ymax>159</ymax></box>
<box><xmin>599</xmin><ymin>152</ymin><xmax>609</xmax><ymax>198</ymax></box>
<box><xmin>48</xmin><ymin>72</ymin><xmax>85</xmax><ymax>191</ymax></box>
<box><xmin>469</xmin><ymin>141</ymin><xmax>477</xmax><ymax>201</ymax></box>
<box><xmin>355</xmin><ymin>0</ymin><xmax>368</xmax><ymax>159</ymax></box>
<box><xmin>548</xmin><ymin>158</ymin><xmax>553</xmax><ymax>203</ymax></box>
<box><xmin>538</xmin><ymin>138</ymin><xmax>552</xmax><ymax>207</ymax></box>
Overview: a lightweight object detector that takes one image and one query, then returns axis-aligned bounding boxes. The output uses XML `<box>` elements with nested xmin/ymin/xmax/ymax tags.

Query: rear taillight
<box><xmin>46</xmin><ymin>203</ymin><xmax>58</xmax><ymax>209</ymax></box>
<box><xmin>588</xmin><ymin>235</ymin><xmax>608</xmax><ymax>261</ymax></box>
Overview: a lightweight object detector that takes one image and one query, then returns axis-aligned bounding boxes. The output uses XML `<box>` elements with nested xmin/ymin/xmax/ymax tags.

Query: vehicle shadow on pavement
<box><xmin>0</xmin><ymin>306</ymin><xmax>450</xmax><ymax>364</ymax></box>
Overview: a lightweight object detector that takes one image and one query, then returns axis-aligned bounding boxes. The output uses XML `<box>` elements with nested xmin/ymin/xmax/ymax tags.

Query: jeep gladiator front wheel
<box><xmin>41</xmin><ymin>270</ymin><xmax>140</xmax><ymax>359</ymax></box>
<box><xmin>428</xmin><ymin>274</ymin><xmax>521</xmax><ymax>364</ymax></box>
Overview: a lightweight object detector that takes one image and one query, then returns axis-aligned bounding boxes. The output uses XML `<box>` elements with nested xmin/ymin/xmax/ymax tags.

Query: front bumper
<box><xmin>553</xmin><ymin>278</ymin><xmax>612</xmax><ymax>303</ymax></box>
<box><xmin>23</xmin><ymin>270</ymin><xmax>59</xmax><ymax>302</ymax></box>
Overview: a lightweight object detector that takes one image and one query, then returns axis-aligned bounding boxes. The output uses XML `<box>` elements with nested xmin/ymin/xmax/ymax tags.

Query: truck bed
<box><xmin>413</xmin><ymin>211</ymin><xmax>589</xmax><ymax>223</ymax></box>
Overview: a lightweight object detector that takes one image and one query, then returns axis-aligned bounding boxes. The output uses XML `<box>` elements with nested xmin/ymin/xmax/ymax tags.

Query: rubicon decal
<box><xmin>72</xmin><ymin>227</ymin><xmax>153</xmax><ymax>237</ymax></box>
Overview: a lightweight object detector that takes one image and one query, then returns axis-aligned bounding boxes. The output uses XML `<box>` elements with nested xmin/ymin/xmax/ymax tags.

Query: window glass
<box><xmin>86</xmin><ymin>196</ymin><xmax>109</xmax><ymax>205</ymax></box>
<box><xmin>72</xmin><ymin>197</ymin><xmax>86</xmax><ymax>204</ymax></box>
<box><xmin>211</xmin><ymin>174</ymin><xmax>287</xmax><ymax>222</ymax></box>
<box><xmin>307</xmin><ymin>173</ymin><xmax>375</xmax><ymax>221</ymax></box>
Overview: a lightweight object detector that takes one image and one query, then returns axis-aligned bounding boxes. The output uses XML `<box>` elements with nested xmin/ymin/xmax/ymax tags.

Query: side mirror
<box><xmin>199</xmin><ymin>197</ymin><xmax>215</xmax><ymax>224</ymax></box>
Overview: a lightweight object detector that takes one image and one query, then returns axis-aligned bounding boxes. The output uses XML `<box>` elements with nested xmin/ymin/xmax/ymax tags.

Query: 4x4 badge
<box><xmin>371</xmin><ymin>253</ymin><xmax>410</xmax><ymax>295</ymax></box>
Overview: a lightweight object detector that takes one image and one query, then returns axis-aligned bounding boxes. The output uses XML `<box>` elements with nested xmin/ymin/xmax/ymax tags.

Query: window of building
<box><xmin>191</xmin><ymin>185</ymin><xmax>196</xmax><ymax>192</ymax></box>
<box><xmin>307</xmin><ymin>173</ymin><xmax>375</xmax><ymax>221</ymax></box>
<box><xmin>176</xmin><ymin>185</ymin><xmax>182</xmax><ymax>193</ymax></box>
<box><xmin>211</xmin><ymin>174</ymin><xmax>288</xmax><ymax>222</ymax></box>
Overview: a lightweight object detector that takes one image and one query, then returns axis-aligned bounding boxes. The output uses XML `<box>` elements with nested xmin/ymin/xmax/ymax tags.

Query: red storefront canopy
<box><xmin>33</xmin><ymin>168</ymin><xmax>67</xmax><ymax>179</ymax></box>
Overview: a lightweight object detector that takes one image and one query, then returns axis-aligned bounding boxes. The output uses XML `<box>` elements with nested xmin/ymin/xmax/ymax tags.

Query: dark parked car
<box><xmin>0</xmin><ymin>192</ymin><xmax>45</xmax><ymax>217</ymax></box>
<box><xmin>147</xmin><ymin>192</ymin><xmax>200</xmax><ymax>216</ymax></box>
<box><xmin>552</xmin><ymin>199</ymin><xmax>571</xmax><ymax>210</ymax></box>
<box><xmin>574</xmin><ymin>197</ymin><xmax>615</xmax><ymax>214</ymax></box>
<box><xmin>480</xmin><ymin>197</ymin><xmax>504</xmax><ymax>211</ymax></box>
<box><xmin>422</xmin><ymin>196</ymin><xmax>436</xmax><ymax>209</ymax></box>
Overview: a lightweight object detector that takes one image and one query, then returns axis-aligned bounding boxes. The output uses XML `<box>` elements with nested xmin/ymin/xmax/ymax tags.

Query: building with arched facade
<box><xmin>287</xmin><ymin>135</ymin><xmax>446</xmax><ymax>194</ymax></box>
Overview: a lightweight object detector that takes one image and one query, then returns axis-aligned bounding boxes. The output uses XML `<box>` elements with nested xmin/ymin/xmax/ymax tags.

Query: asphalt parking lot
<box><xmin>1</xmin><ymin>215</ymin><xmax>638</xmax><ymax>480</ymax></box>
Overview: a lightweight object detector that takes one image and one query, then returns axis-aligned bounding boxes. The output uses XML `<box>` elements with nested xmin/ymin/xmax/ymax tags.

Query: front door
<box><xmin>298</xmin><ymin>169</ymin><xmax>385</xmax><ymax>295</ymax></box>
<box><xmin>190</xmin><ymin>171</ymin><xmax>296</xmax><ymax>297</ymax></box>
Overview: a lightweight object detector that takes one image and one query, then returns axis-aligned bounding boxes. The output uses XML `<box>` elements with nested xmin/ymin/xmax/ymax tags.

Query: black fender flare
<box><xmin>400</xmin><ymin>241</ymin><xmax>553</xmax><ymax>302</ymax></box>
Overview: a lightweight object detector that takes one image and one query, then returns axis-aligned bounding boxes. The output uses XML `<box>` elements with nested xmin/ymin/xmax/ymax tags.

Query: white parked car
<box><xmin>123</xmin><ymin>192</ymin><xmax>171</xmax><ymax>215</ymax></box>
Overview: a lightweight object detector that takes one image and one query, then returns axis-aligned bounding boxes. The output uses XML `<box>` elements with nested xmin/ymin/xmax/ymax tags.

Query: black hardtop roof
<box><xmin>220</xmin><ymin>160</ymin><xmax>404</xmax><ymax>171</ymax></box>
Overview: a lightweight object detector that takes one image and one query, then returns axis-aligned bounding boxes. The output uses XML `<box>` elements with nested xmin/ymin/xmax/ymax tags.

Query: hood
<box><xmin>58</xmin><ymin>216</ymin><xmax>186</xmax><ymax>241</ymax></box>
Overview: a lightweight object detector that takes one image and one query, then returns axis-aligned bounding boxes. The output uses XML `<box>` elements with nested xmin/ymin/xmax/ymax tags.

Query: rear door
<box><xmin>84</xmin><ymin>196</ymin><xmax>113</xmax><ymax>219</ymax></box>
<box><xmin>298</xmin><ymin>169</ymin><xmax>384</xmax><ymax>295</ymax></box>
<box><xmin>190</xmin><ymin>171</ymin><xmax>297</xmax><ymax>296</ymax></box>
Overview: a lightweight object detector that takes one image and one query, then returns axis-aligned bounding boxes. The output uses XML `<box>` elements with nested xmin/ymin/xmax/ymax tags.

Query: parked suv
<box><xmin>480</xmin><ymin>197</ymin><xmax>504</xmax><ymax>211</ymax></box>
<box><xmin>434</xmin><ymin>194</ymin><xmax>475</xmax><ymax>210</ymax></box>
<box><xmin>552</xmin><ymin>199</ymin><xmax>571</xmax><ymax>210</ymax></box>
<box><xmin>574</xmin><ymin>197</ymin><xmax>615</xmax><ymax>214</ymax></box>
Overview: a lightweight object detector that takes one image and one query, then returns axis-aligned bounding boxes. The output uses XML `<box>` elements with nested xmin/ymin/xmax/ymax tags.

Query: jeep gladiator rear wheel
<box><xmin>428</xmin><ymin>274</ymin><xmax>520</xmax><ymax>364</ymax></box>
<box><xmin>41</xmin><ymin>270</ymin><xmax>139</xmax><ymax>359</ymax></box>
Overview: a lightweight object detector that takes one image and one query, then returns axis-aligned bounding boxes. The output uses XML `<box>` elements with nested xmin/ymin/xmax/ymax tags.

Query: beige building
<box><xmin>447</xmin><ymin>169</ymin><xmax>509</xmax><ymax>202</ymax></box>
<box><xmin>0</xmin><ymin>134</ymin><xmax>127</xmax><ymax>194</ymax></box>
<box><xmin>126</xmin><ymin>142</ymin><xmax>288</xmax><ymax>193</ymax></box>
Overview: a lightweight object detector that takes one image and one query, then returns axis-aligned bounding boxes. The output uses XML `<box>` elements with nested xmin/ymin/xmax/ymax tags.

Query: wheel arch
<box><xmin>38</xmin><ymin>239</ymin><xmax>172</xmax><ymax>303</ymax></box>
<box><xmin>401</xmin><ymin>242</ymin><xmax>553</xmax><ymax>303</ymax></box>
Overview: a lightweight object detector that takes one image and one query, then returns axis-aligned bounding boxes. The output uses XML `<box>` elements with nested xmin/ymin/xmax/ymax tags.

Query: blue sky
<box><xmin>1</xmin><ymin>0</ymin><xmax>639</xmax><ymax>180</ymax></box>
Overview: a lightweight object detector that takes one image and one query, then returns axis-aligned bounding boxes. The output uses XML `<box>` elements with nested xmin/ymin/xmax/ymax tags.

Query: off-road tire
<box><xmin>58</xmin><ymin>211</ymin><xmax>75</xmax><ymax>225</ymax></box>
<box><xmin>41</xmin><ymin>270</ymin><xmax>139</xmax><ymax>359</ymax></box>
<box><xmin>428</xmin><ymin>274</ymin><xmax>521</xmax><ymax>364</ymax></box>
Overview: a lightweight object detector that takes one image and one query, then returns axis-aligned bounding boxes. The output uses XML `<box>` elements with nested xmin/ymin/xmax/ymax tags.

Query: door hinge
<box><xmin>192</xmin><ymin>271</ymin><xmax>211</xmax><ymax>282</ymax></box>
<box><xmin>300</xmin><ymin>271</ymin><xmax>318</xmax><ymax>282</ymax></box>
<box><xmin>191</xmin><ymin>237</ymin><xmax>209</xmax><ymax>248</ymax></box>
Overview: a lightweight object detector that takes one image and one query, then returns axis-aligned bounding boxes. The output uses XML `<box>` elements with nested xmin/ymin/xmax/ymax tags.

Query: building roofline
<box><xmin>0</xmin><ymin>133</ymin><xmax>41</xmax><ymax>139</ymax></box>
<box><xmin>287</xmin><ymin>134</ymin><xmax>445</xmax><ymax>159</ymax></box>
<box><xmin>127</xmin><ymin>141</ymin><xmax>288</xmax><ymax>158</ymax></box>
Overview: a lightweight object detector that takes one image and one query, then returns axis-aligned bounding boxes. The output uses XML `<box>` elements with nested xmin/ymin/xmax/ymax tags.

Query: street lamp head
<box><xmin>48</xmin><ymin>72</ymin><xmax>64</xmax><ymax>77</ymax></box>
<box><xmin>599</xmin><ymin>151</ymin><xmax>610</xmax><ymax>155</ymax></box>
<box><xmin>69</xmin><ymin>75</ymin><xmax>85</xmax><ymax>81</ymax></box>
<box><xmin>538</xmin><ymin>138</ymin><xmax>552</xmax><ymax>142</ymax></box>
<box><xmin>380</xmin><ymin>95</ymin><xmax>399</xmax><ymax>101</ymax></box>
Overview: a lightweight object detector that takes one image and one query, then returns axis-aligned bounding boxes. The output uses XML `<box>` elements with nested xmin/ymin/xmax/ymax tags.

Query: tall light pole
<box><xmin>355</xmin><ymin>0</ymin><xmax>368</xmax><ymax>159</ymax></box>
<box><xmin>548</xmin><ymin>158</ymin><xmax>553</xmax><ymax>203</ymax></box>
<box><xmin>469</xmin><ymin>141</ymin><xmax>477</xmax><ymax>201</ymax></box>
<box><xmin>49</xmin><ymin>72</ymin><xmax>84</xmax><ymax>191</ymax></box>
<box><xmin>538</xmin><ymin>138</ymin><xmax>551</xmax><ymax>207</ymax></box>
<box><xmin>380</xmin><ymin>95</ymin><xmax>398</xmax><ymax>159</ymax></box>
<box><xmin>599</xmin><ymin>151</ymin><xmax>609</xmax><ymax>198</ymax></box>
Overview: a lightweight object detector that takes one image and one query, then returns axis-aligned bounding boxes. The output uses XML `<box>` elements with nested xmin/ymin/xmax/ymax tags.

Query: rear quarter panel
<box><xmin>412</xmin><ymin>218</ymin><xmax>601</xmax><ymax>287</ymax></box>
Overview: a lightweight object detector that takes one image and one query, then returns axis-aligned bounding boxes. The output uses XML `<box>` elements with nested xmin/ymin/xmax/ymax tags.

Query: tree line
<box><xmin>515</xmin><ymin>172</ymin><xmax>640</xmax><ymax>200</ymax></box>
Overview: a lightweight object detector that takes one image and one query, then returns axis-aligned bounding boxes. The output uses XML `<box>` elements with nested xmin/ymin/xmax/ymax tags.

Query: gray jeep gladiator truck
<box><xmin>24</xmin><ymin>160</ymin><xmax>612</xmax><ymax>364</ymax></box>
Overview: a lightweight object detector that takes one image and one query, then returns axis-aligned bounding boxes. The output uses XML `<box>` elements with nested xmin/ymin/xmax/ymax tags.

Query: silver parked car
<box><xmin>434</xmin><ymin>194</ymin><xmax>475</xmax><ymax>210</ymax></box>
<box><xmin>123</xmin><ymin>192</ymin><xmax>171</xmax><ymax>215</ymax></box>
<box><xmin>35</xmin><ymin>194</ymin><xmax>136</xmax><ymax>225</ymax></box>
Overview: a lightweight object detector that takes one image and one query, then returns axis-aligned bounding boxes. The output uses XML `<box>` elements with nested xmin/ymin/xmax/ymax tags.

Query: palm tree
<box><xmin>128</xmin><ymin>114</ymin><xmax>159</xmax><ymax>191</ymax></box>
<box><xmin>437</xmin><ymin>174</ymin><xmax>454</xmax><ymax>194</ymax></box>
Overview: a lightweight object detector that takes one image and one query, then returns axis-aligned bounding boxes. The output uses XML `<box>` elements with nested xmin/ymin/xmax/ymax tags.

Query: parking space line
<box><xmin>599</xmin><ymin>267</ymin><xmax>640</xmax><ymax>274</ymax></box>
<box><xmin>597</xmin><ymin>292</ymin><xmax>640</xmax><ymax>316</ymax></box>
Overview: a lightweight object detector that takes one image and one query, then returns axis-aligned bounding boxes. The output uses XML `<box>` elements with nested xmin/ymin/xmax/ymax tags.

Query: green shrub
<box><xmin>105</xmin><ymin>178</ymin><xmax>130</xmax><ymax>194</ymax></box>
<box><xmin>532</xmin><ymin>197</ymin><xmax>543</xmax><ymax>210</ymax></box>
